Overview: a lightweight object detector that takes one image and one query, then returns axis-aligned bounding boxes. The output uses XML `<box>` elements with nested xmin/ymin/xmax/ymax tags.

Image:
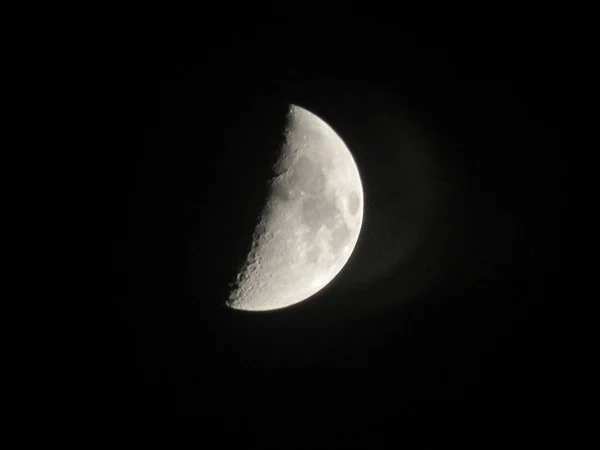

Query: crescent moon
<box><xmin>227</xmin><ymin>104</ymin><xmax>364</xmax><ymax>311</ymax></box>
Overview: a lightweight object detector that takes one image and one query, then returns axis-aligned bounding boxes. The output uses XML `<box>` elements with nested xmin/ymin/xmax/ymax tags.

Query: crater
<box><xmin>289</xmin><ymin>155</ymin><xmax>326</xmax><ymax>194</ymax></box>
<box><xmin>330</xmin><ymin>223</ymin><xmax>351</xmax><ymax>253</ymax></box>
<box><xmin>270</xmin><ymin>179</ymin><xmax>293</xmax><ymax>202</ymax></box>
<box><xmin>306</xmin><ymin>246</ymin><xmax>320</xmax><ymax>263</ymax></box>
<box><xmin>273</xmin><ymin>144</ymin><xmax>300</xmax><ymax>176</ymax></box>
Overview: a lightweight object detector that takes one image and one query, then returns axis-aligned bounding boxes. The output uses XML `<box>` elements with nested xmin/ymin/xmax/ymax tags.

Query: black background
<box><xmin>106</xmin><ymin>18</ymin><xmax>566</xmax><ymax>444</ymax></box>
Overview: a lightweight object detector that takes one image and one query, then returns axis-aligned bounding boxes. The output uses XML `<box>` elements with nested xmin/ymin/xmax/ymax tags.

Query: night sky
<box><xmin>106</xmin><ymin>21</ymin><xmax>565</xmax><ymax>444</ymax></box>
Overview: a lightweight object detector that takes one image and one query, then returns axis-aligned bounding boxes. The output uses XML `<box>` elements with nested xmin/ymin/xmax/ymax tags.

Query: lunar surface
<box><xmin>227</xmin><ymin>104</ymin><xmax>364</xmax><ymax>311</ymax></box>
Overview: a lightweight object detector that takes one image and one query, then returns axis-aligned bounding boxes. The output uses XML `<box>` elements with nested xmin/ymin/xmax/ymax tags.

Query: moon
<box><xmin>227</xmin><ymin>104</ymin><xmax>364</xmax><ymax>311</ymax></box>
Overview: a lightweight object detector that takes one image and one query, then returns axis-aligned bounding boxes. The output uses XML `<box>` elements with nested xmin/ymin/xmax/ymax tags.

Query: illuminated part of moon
<box><xmin>227</xmin><ymin>104</ymin><xmax>364</xmax><ymax>312</ymax></box>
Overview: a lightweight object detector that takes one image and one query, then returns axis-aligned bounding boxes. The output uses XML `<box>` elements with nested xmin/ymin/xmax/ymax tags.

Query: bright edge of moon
<box><xmin>227</xmin><ymin>104</ymin><xmax>364</xmax><ymax>312</ymax></box>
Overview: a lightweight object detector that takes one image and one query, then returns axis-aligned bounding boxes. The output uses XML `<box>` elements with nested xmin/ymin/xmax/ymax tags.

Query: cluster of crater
<box><xmin>267</xmin><ymin>150</ymin><xmax>357</xmax><ymax>259</ymax></box>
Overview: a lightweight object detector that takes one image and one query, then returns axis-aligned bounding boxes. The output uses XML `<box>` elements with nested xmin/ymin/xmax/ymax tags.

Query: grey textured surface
<box><xmin>228</xmin><ymin>105</ymin><xmax>364</xmax><ymax>311</ymax></box>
